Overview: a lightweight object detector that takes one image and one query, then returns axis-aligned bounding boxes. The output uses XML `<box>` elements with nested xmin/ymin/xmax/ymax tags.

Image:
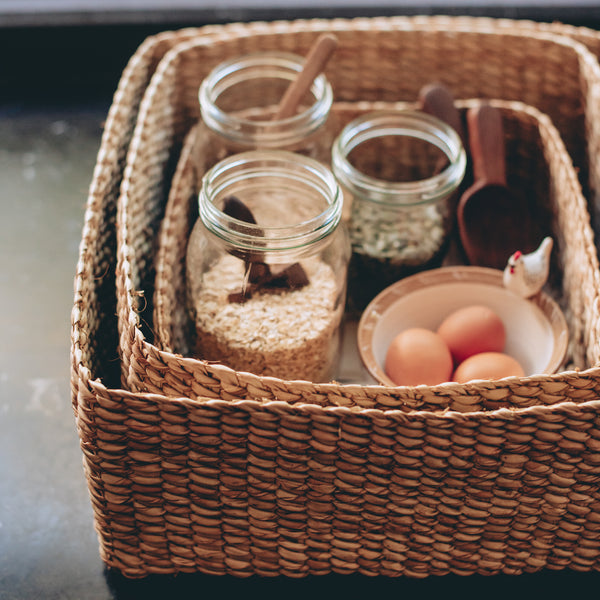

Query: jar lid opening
<box><xmin>199</xmin><ymin>52</ymin><xmax>333</xmax><ymax>147</ymax></box>
<box><xmin>332</xmin><ymin>110</ymin><xmax>467</xmax><ymax>206</ymax></box>
<box><xmin>199</xmin><ymin>150</ymin><xmax>343</xmax><ymax>256</ymax></box>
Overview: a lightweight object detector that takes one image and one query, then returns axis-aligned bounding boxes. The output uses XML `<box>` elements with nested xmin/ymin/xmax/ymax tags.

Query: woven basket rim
<box><xmin>86</xmin><ymin>368</ymin><xmax>600</xmax><ymax>419</ymax></box>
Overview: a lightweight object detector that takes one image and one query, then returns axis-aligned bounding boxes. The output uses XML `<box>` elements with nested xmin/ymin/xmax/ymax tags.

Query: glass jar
<box><xmin>196</xmin><ymin>51</ymin><xmax>334</xmax><ymax>171</ymax></box>
<box><xmin>331</xmin><ymin>109</ymin><xmax>467</xmax><ymax>311</ymax></box>
<box><xmin>186</xmin><ymin>150</ymin><xmax>350</xmax><ymax>382</ymax></box>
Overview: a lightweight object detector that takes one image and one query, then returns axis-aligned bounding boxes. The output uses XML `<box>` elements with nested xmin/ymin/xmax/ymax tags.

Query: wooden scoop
<box><xmin>418</xmin><ymin>83</ymin><xmax>470</xmax><ymax>264</ymax></box>
<box><xmin>273</xmin><ymin>33</ymin><xmax>338</xmax><ymax>120</ymax></box>
<box><xmin>457</xmin><ymin>103</ymin><xmax>536</xmax><ymax>269</ymax></box>
<box><xmin>418</xmin><ymin>82</ymin><xmax>467</xmax><ymax>182</ymax></box>
<box><xmin>418</xmin><ymin>82</ymin><xmax>466</xmax><ymax>148</ymax></box>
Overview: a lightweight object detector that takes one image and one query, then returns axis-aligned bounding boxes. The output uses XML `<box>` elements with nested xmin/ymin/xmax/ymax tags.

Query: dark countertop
<box><xmin>3</xmin><ymin>6</ymin><xmax>600</xmax><ymax>599</ymax></box>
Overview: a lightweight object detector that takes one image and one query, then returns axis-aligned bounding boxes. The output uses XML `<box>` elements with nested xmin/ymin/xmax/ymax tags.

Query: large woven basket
<box><xmin>73</xmin><ymin>16</ymin><xmax>600</xmax><ymax>579</ymax></box>
<box><xmin>76</xmin><ymin>187</ymin><xmax>600</xmax><ymax>579</ymax></box>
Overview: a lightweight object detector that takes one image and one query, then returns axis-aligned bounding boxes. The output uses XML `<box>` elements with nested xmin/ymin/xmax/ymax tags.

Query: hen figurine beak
<box><xmin>507</xmin><ymin>251</ymin><xmax>521</xmax><ymax>274</ymax></box>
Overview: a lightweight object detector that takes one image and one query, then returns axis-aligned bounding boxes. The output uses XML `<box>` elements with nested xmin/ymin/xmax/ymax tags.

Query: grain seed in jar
<box><xmin>186</xmin><ymin>150</ymin><xmax>350</xmax><ymax>382</ymax></box>
<box><xmin>190</xmin><ymin>252</ymin><xmax>343</xmax><ymax>381</ymax></box>
<box><xmin>331</xmin><ymin>110</ymin><xmax>466</xmax><ymax>311</ymax></box>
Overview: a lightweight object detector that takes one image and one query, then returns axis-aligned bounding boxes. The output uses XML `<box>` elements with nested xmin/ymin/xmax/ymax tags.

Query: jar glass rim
<box><xmin>199</xmin><ymin>51</ymin><xmax>333</xmax><ymax>147</ymax></box>
<box><xmin>331</xmin><ymin>110</ymin><xmax>467</xmax><ymax>206</ymax></box>
<box><xmin>200</xmin><ymin>150</ymin><xmax>343</xmax><ymax>253</ymax></box>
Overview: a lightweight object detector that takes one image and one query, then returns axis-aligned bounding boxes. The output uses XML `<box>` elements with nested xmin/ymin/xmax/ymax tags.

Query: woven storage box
<box><xmin>75</xmin><ymin>119</ymin><xmax>600</xmax><ymax>577</ymax></box>
<box><xmin>78</xmin><ymin>104</ymin><xmax>600</xmax><ymax>574</ymax></box>
<box><xmin>118</xmin><ymin>16</ymin><xmax>600</xmax><ymax>402</ymax></box>
<box><xmin>73</xmin><ymin>16</ymin><xmax>600</xmax><ymax>579</ymax></box>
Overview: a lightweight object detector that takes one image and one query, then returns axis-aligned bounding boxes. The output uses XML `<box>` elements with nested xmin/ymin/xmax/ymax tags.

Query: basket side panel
<box><xmin>70</xmin><ymin>25</ymin><xmax>222</xmax><ymax>573</ymax></box>
<box><xmin>154</xmin><ymin>127</ymin><xmax>198</xmax><ymax>355</ymax></box>
<box><xmin>82</xmin><ymin>396</ymin><xmax>600</xmax><ymax>578</ymax></box>
<box><xmin>71</xmin><ymin>28</ymin><xmax>208</xmax><ymax>403</ymax></box>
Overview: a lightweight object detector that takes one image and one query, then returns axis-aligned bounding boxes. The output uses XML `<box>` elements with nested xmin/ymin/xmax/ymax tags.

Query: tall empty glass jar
<box><xmin>197</xmin><ymin>51</ymin><xmax>334</xmax><ymax>171</ymax></box>
<box><xmin>332</xmin><ymin>110</ymin><xmax>467</xmax><ymax>311</ymax></box>
<box><xmin>186</xmin><ymin>150</ymin><xmax>350</xmax><ymax>382</ymax></box>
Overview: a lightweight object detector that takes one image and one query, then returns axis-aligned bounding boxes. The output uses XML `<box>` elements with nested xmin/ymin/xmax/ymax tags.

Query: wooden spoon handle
<box><xmin>467</xmin><ymin>103</ymin><xmax>507</xmax><ymax>186</ymax></box>
<box><xmin>418</xmin><ymin>82</ymin><xmax>466</xmax><ymax>146</ymax></box>
<box><xmin>274</xmin><ymin>33</ymin><xmax>338</xmax><ymax>120</ymax></box>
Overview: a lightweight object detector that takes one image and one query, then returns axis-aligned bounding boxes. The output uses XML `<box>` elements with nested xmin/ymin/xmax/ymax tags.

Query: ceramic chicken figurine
<box><xmin>503</xmin><ymin>236</ymin><xmax>553</xmax><ymax>297</ymax></box>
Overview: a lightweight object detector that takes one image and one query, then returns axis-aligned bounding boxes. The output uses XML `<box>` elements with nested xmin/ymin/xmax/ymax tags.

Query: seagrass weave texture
<box><xmin>117</xmin><ymin>16</ymin><xmax>600</xmax><ymax>408</ymax></box>
<box><xmin>76</xmin><ymin>380</ymin><xmax>600</xmax><ymax>578</ymax></box>
<box><xmin>72</xmin><ymin>16</ymin><xmax>600</xmax><ymax>579</ymax></box>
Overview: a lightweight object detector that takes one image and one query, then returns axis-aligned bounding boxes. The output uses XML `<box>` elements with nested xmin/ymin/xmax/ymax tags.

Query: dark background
<box><xmin>2</xmin><ymin>3</ymin><xmax>600</xmax><ymax>599</ymax></box>
<box><xmin>3</xmin><ymin>2</ymin><xmax>600</xmax><ymax>108</ymax></box>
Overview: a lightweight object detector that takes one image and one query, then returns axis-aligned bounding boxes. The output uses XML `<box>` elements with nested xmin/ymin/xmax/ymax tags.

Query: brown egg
<box><xmin>385</xmin><ymin>327</ymin><xmax>453</xmax><ymax>386</ymax></box>
<box><xmin>453</xmin><ymin>352</ymin><xmax>525</xmax><ymax>383</ymax></box>
<box><xmin>437</xmin><ymin>304</ymin><xmax>506</xmax><ymax>364</ymax></box>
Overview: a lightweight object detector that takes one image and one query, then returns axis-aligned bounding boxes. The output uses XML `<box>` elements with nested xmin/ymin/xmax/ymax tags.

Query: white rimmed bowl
<box><xmin>357</xmin><ymin>266</ymin><xmax>569</xmax><ymax>386</ymax></box>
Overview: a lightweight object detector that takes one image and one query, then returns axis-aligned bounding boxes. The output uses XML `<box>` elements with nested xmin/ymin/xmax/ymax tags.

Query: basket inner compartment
<box><xmin>152</xmin><ymin>101</ymin><xmax>588</xmax><ymax>388</ymax></box>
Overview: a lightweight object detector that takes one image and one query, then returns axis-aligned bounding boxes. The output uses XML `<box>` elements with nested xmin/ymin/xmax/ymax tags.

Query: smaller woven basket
<box><xmin>117</xmin><ymin>16</ymin><xmax>600</xmax><ymax>405</ymax></box>
<box><xmin>150</xmin><ymin>97</ymin><xmax>600</xmax><ymax>407</ymax></box>
<box><xmin>72</xmin><ymin>16</ymin><xmax>600</xmax><ymax>580</ymax></box>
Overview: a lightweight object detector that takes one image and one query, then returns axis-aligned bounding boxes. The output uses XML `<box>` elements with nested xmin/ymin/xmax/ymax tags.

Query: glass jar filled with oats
<box><xmin>196</xmin><ymin>51</ymin><xmax>334</xmax><ymax>171</ymax></box>
<box><xmin>331</xmin><ymin>110</ymin><xmax>467</xmax><ymax>311</ymax></box>
<box><xmin>186</xmin><ymin>150</ymin><xmax>350</xmax><ymax>382</ymax></box>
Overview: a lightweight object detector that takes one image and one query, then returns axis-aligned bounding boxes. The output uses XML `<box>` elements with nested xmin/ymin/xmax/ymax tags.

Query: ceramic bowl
<box><xmin>357</xmin><ymin>266</ymin><xmax>569</xmax><ymax>386</ymax></box>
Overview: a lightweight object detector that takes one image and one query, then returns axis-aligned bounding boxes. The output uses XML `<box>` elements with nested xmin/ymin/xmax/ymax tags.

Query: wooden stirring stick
<box><xmin>274</xmin><ymin>33</ymin><xmax>338</xmax><ymax>120</ymax></box>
